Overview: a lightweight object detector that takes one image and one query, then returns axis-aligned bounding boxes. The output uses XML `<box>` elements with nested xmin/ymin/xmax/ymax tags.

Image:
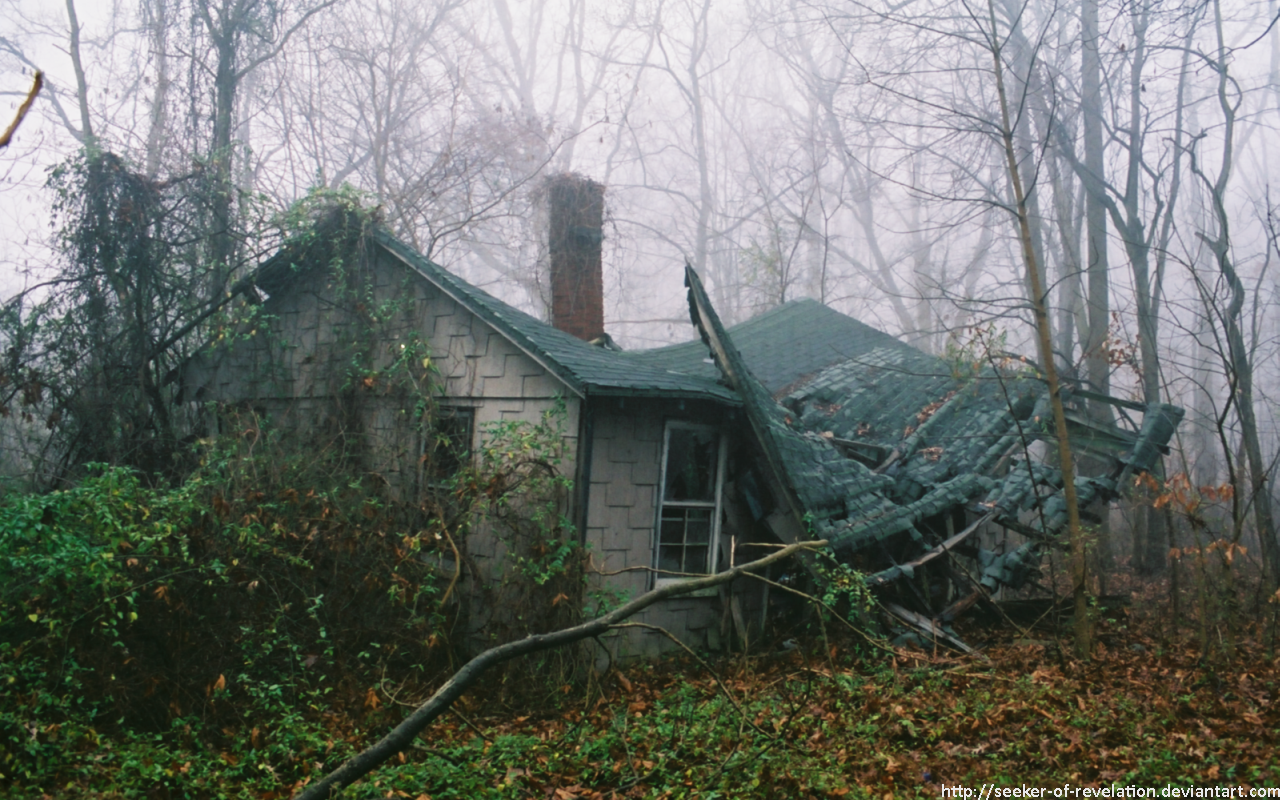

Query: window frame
<box><xmin>652</xmin><ymin>420</ymin><xmax>728</xmax><ymax>586</ymax></box>
<box><xmin>419</xmin><ymin>404</ymin><xmax>475</xmax><ymax>491</ymax></box>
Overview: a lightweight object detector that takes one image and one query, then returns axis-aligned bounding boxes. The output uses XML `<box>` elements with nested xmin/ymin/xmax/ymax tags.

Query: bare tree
<box><xmin>1043</xmin><ymin>0</ymin><xmax>1201</xmax><ymax>573</ymax></box>
<box><xmin>1185</xmin><ymin>0</ymin><xmax>1280</xmax><ymax>587</ymax></box>
<box><xmin>1079</xmin><ymin>0</ymin><xmax>1111</xmax><ymax>413</ymax></box>
<box><xmin>980</xmin><ymin>0</ymin><xmax>1093</xmax><ymax>655</ymax></box>
<box><xmin>140</xmin><ymin>0</ymin><xmax>174</xmax><ymax>178</ymax></box>
<box><xmin>185</xmin><ymin>0</ymin><xmax>338</xmax><ymax>291</ymax></box>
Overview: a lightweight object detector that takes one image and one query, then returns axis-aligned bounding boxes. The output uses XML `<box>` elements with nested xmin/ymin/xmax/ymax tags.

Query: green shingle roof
<box><xmin>380</xmin><ymin>230</ymin><xmax>1185</xmax><ymax>557</ymax></box>
<box><xmin>782</xmin><ymin>343</ymin><xmax>1183</xmax><ymax>548</ymax></box>
<box><xmin>374</xmin><ymin>230</ymin><xmax>739</xmax><ymax>404</ymax></box>
<box><xmin>629</xmin><ymin>298</ymin><xmax>919</xmax><ymax>395</ymax></box>
<box><xmin>680</xmin><ymin>267</ymin><xmax>906</xmax><ymax>553</ymax></box>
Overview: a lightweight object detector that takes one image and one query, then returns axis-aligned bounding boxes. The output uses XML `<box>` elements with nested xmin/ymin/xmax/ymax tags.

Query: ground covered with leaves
<box><xmin>7</xmin><ymin>609</ymin><xmax>1279</xmax><ymax>799</ymax></box>
<box><xmin>4</xmin><ymin>457</ymin><xmax>1278</xmax><ymax>798</ymax></box>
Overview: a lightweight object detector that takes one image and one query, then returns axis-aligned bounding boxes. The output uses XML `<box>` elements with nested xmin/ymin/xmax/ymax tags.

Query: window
<box><xmin>422</xmin><ymin>406</ymin><xmax>474</xmax><ymax>485</ymax></box>
<box><xmin>654</xmin><ymin>423</ymin><xmax>727</xmax><ymax>582</ymax></box>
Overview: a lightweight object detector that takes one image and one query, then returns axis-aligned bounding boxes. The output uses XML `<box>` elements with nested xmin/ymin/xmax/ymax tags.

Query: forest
<box><xmin>1</xmin><ymin>0</ymin><xmax>1279</xmax><ymax>797</ymax></box>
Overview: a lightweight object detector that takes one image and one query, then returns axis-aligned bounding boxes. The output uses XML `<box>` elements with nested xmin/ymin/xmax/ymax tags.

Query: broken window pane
<box><xmin>656</xmin><ymin>423</ymin><xmax>721</xmax><ymax>580</ymax></box>
<box><xmin>664</xmin><ymin>427</ymin><xmax>719</xmax><ymax>502</ymax></box>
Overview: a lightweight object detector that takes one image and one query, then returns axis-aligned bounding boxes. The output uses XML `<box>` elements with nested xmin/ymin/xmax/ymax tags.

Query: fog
<box><xmin>3</xmin><ymin>0</ymin><xmax>1279</xmax><ymax>497</ymax></box>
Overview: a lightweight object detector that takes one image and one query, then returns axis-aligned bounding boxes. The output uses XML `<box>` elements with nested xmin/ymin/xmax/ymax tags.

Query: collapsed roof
<box><xmin>673</xmin><ymin>267</ymin><xmax>1182</xmax><ymax>644</ymax></box>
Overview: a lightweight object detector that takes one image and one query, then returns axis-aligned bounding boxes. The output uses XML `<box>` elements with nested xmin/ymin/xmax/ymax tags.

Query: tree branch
<box><xmin>0</xmin><ymin>70</ymin><xmax>42</xmax><ymax>149</ymax></box>
<box><xmin>291</xmin><ymin>538</ymin><xmax>826</xmax><ymax>800</ymax></box>
<box><xmin>237</xmin><ymin>0</ymin><xmax>342</xmax><ymax>80</ymax></box>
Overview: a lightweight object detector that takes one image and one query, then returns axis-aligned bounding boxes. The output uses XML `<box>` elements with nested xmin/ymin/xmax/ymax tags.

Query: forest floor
<box><xmin>348</xmin><ymin>580</ymin><xmax>1280</xmax><ymax>800</ymax></box>
<box><xmin>12</xmin><ymin>577</ymin><xmax>1280</xmax><ymax>800</ymax></box>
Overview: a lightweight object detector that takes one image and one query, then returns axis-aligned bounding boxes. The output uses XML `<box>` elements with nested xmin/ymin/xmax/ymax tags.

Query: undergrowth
<box><xmin>0</xmin><ymin>402</ymin><xmax>585</xmax><ymax>797</ymax></box>
<box><xmin>5</xmin><ymin>535</ymin><xmax>1280</xmax><ymax>800</ymax></box>
<box><xmin>0</xmin><ymin>445</ymin><xmax>451</xmax><ymax>792</ymax></box>
<box><xmin>4</xmin><ymin>616</ymin><xmax>1279</xmax><ymax>798</ymax></box>
<box><xmin>3</xmin><ymin>398</ymin><xmax>1278</xmax><ymax>797</ymax></box>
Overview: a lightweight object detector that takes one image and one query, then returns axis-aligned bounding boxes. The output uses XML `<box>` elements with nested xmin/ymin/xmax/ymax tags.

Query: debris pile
<box><xmin>680</xmin><ymin>266</ymin><xmax>1182</xmax><ymax>647</ymax></box>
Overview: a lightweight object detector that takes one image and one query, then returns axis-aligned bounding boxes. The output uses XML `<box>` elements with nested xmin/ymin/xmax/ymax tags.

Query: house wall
<box><xmin>186</xmin><ymin>247</ymin><xmax>768</xmax><ymax>661</ymax></box>
<box><xmin>189</xmin><ymin>248</ymin><xmax>579</xmax><ymax>483</ymax></box>
<box><xmin>583</xmin><ymin>399</ymin><xmax>768</xmax><ymax>661</ymax></box>
<box><xmin>186</xmin><ymin>249</ymin><xmax>580</xmax><ymax>623</ymax></box>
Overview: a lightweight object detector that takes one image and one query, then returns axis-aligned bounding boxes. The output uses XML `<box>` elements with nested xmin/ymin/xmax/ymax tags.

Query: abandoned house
<box><xmin>182</xmin><ymin>175</ymin><xmax>1183</xmax><ymax>657</ymax></box>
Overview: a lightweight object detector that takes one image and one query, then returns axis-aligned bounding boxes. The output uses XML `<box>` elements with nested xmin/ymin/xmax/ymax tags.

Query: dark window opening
<box><xmin>655</xmin><ymin>424</ymin><xmax>725</xmax><ymax>581</ymax></box>
<box><xmin>423</xmin><ymin>407</ymin><xmax>474</xmax><ymax>485</ymax></box>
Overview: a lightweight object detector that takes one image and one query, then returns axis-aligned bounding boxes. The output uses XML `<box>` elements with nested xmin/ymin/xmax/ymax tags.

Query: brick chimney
<box><xmin>547</xmin><ymin>174</ymin><xmax>605</xmax><ymax>341</ymax></box>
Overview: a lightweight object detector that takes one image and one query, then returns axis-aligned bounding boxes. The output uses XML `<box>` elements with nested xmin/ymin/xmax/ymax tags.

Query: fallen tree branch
<box><xmin>292</xmin><ymin>538</ymin><xmax>827</xmax><ymax>800</ymax></box>
<box><xmin>738</xmin><ymin>571</ymin><xmax>898</xmax><ymax>656</ymax></box>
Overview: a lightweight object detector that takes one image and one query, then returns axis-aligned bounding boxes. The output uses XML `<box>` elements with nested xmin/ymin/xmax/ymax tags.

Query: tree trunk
<box><xmin>987</xmin><ymin>0</ymin><xmax>1091</xmax><ymax>657</ymax></box>
<box><xmin>210</xmin><ymin>28</ymin><xmax>239</xmax><ymax>294</ymax></box>
<box><xmin>1129</xmin><ymin>12</ymin><xmax>1193</xmax><ymax>576</ymax></box>
<box><xmin>1080</xmin><ymin>0</ymin><xmax>1110</xmax><ymax>410</ymax></box>
<box><xmin>65</xmin><ymin>0</ymin><xmax>95</xmax><ymax>147</ymax></box>
<box><xmin>1121</xmin><ymin>7</ymin><xmax>1164</xmax><ymax>575</ymax></box>
<box><xmin>1193</xmin><ymin>0</ymin><xmax>1280</xmax><ymax>589</ymax></box>
<box><xmin>142</xmin><ymin>0</ymin><xmax>172</xmax><ymax>179</ymax></box>
<box><xmin>1078</xmin><ymin>0</ymin><xmax>1116</xmax><ymax>588</ymax></box>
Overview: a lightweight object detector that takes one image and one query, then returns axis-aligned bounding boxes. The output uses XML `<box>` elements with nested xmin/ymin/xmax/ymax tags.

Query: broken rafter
<box><xmin>993</xmin><ymin>515</ymin><xmax>1062</xmax><ymax>546</ymax></box>
<box><xmin>873</xmin><ymin>388</ymin><xmax>965</xmax><ymax>474</ymax></box>
<box><xmin>864</xmin><ymin>510</ymin><xmax>996</xmax><ymax>589</ymax></box>
<box><xmin>826</xmin><ymin>435</ymin><xmax>888</xmax><ymax>467</ymax></box>
<box><xmin>883</xmin><ymin>601</ymin><xmax>974</xmax><ymax>654</ymax></box>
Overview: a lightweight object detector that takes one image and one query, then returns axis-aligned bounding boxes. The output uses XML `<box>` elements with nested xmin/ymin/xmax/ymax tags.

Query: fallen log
<box><xmin>293</xmin><ymin>538</ymin><xmax>827</xmax><ymax>800</ymax></box>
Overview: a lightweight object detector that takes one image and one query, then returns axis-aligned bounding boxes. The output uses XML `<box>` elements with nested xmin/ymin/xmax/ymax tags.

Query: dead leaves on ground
<box><xmin>404</xmin><ymin>623</ymin><xmax>1279</xmax><ymax>798</ymax></box>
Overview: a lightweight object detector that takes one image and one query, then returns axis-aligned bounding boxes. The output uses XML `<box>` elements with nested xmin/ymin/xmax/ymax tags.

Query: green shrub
<box><xmin>0</xmin><ymin>394</ymin><xmax>587</xmax><ymax>794</ymax></box>
<box><xmin>0</xmin><ymin>446</ymin><xmax>452</xmax><ymax>791</ymax></box>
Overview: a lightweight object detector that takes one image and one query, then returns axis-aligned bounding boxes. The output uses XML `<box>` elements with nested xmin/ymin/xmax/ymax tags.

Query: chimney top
<box><xmin>547</xmin><ymin>174</ymin><xmax>605</xmax><ymax>341</ymax></box>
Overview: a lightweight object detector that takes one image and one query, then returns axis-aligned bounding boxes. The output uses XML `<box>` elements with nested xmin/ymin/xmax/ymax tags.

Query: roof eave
<box><xmin>582</xmin><ymin>385</ymin><xmax>743</xmax><ymax>405</ymax></box>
